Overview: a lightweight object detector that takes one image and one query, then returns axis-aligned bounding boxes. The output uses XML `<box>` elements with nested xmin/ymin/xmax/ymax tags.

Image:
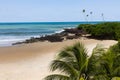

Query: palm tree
<box><xmin>86</xmin><ymin>14</ymin><xmax>89</xmax><ymax>23</ymax></box>
<box><xmin>44</xmin><ymin>42</ymin><xmax>120</xmax><ymax>80</ymax></box>
<box><xmin>83</xmin><ymin>9</ymin><xmax>85</xmax><ymax>13</ymax></box>
<box><xmin>90</xmin><ymin>12</ymin><xmax>92</xmax><ymax>15</ymax></box>
<box><xmin>87</xmin><ymin>44</ymin><xmax>108</xmax><ymax>79</ymax></box>
<box><xmin>44</xmin><ymin>42</ymin><xmax>89</xmax><ymax>80</ymax></box>
<box><xmin>89</xmin><ymin>43</ymin><xmax>120</xmax><ymax>80</ymax></box>
<box><xmin>44</xmin><ymin>43</ymin><xmax>107</xmax><ymax>80</ymax></box>
<box><xmin>90</xmin><ymin>12</ymin><xmax>93</xmax><ymax>21</ymax></box>
<box><xmin>100</xmin><ymin>42</ymin><xmax>120</xmax><ymax>80</ymax></box>
<box><xmin>101</xmin><ymin>13</ymin><xmax>105</xmax><ymax>22</ymax></box>
<box><xmin>82</xmin><ymin>9</ymin><xmax>87</xmax><ymax>22</ymax></box>
<box><xmin>86</xmin><ymin>15</ymin><xmax>89</xmax><ymax>17</ymax></box>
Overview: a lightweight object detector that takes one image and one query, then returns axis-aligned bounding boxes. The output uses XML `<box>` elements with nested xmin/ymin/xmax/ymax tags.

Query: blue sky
<box><xmin>0</xmin><ymin>0</ymin><xmax>120</xmax><ymax>22</ymax></box>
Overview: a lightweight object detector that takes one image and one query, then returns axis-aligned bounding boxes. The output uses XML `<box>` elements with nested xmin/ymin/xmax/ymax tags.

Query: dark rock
<box><xmin>66</xmin><ymin>35</ymin><xmax>79</xmax><ymax>40</ymax></box>
<box><xmin>64</xmin><ymin>28</ymin><xmax>82</xmax><ymax>34</ymax></box>
<box><xmin>41</xmin><ymin>35</ymin><xmax>64</xmax><ymax>42</ymax></box>
<box><xmin>12</xmin><ymin>28</ymin><xmax>85</xmax><ymax>45</ymax></box>
<box><xmin>12</xmin><ymin>42</ymin><xmax>23</xmax><ymax>45</ymax></box>
<box><xmin>75</xmin><ymin>33</ymin><xmax>82</xmax><ymax>36</ymax></box>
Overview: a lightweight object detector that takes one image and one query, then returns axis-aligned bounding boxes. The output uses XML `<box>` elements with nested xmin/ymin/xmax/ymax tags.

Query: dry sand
<box><xmin>0</xmin><ymin>39</ymin><xmax>117</xmax><ymax>80</ymax></box>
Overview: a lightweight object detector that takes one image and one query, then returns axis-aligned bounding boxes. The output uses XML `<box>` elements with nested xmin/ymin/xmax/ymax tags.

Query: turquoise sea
<box><xmin>0</xmin><ymin>22</ymin><xmax>99</xmax><ymax>46</ymax></box>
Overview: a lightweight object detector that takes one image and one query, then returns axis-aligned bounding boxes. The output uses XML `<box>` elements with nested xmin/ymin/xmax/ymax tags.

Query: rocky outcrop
<box><xmin>64</xmin><ymin>28</ymin><xmax>82</xmax><ymax>34</ymax></box>
<box><xmin>12</xmin><ymin>28</ymin><xmax>86</xmax><ymax>45</ymax></box>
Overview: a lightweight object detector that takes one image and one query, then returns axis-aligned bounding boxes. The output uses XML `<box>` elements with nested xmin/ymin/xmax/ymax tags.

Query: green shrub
<box><xmin>77</xmin><ymin>22</ymin><xmax>120</xmax><ymax>40</ymax></box>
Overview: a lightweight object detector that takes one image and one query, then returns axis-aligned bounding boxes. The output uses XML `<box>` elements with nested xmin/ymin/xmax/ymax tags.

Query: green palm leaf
<box><xmin>44</xmin><ymin>74</ymin><xmax>69</xmax><ymax>80</ymax></box>
<box><xmin>50</xmin><ymin>60</ymin><xmax>78</xmax><ymax>76</ymax></box>
<box><xmin>111</xmin><ymin>77</ymin><xmax>120</xmax><ymax>80</ymax></box>
<box><xmin>113</xmin><ymin>67</ymin><xmax>120</xmax><ymax>76</ymax></box>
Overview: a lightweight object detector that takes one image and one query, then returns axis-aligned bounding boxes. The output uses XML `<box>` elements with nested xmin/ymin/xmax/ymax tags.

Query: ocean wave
<box><xmin>55</xmin><ymin>29</ymin><xmax>64</xmax><ymax>33</ymax></box>
<box><xmin>0</xmin><ymin>30</ymin><xmax>55</xmax><ymax>35</ymax></box>
<box><xmin>0</xmin><ymin>38</ymin><xmax>27</xmax><ymax>46</ymax></box>
<box><xmin>0</xmin><ymin>22</ymin><xmax>86</xmax><ymax>46</ymax></box>
<box><xmin>0</xmin><ymin>39</ymin><xmax>24</xmax><ymax>42</ymax></box>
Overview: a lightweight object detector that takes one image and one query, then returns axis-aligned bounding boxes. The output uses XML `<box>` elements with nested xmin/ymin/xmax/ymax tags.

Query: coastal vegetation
<box><xmin>44</xmin><ymin>41</ymin><xmax>120</xmax><ymax>80</ymax></box>
<box><xmin>77</xmin><ymin>22</ymin><xmax>120</xmax><ymax>40</ymax></box>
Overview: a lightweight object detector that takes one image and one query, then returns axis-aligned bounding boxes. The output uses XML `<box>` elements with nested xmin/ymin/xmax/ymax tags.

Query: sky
<box><xmin>0</xmin><ymin>0</ymin><xmax>120</xmax><ymax>22</ymax></box>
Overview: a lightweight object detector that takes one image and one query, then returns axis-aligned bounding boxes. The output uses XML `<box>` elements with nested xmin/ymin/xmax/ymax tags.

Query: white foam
<box><xmin>55</xmin><ymin>29</ymin><xmax>64</xmax><ymax>33</ymax></box>
<box><xmin>0</xmin><ymin>36</ymin><xmax>31</xmax><ymax>47</ymax></box>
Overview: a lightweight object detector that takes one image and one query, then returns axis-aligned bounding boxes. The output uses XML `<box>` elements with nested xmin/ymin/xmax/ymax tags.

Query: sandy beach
<box><xmin>0</xmin><ymin>39</ymin><xmax>117</xmax><ymax>80</ymax></box>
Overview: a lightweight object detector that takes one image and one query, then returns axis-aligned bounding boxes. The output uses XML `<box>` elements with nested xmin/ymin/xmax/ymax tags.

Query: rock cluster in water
<box><xmin>12</xmin><ymin>28</ymin><xmax>86</xmax><ymax>45</ymax></box>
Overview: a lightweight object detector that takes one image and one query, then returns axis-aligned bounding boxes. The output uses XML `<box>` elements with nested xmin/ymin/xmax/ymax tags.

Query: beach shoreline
<box><xmin>0</xmin><ymin>22</ymin><xmax>99</xmax><ymax>47</ymax></box>
<box><xmin>0</xmin><ymin>38</ymin><xmax>117</xmax><ymax>80</ymax></box>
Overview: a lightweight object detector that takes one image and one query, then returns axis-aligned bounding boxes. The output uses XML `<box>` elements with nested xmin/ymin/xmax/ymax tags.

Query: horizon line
<box><xmin>0</xmin><ymin>21</ymin><xmax>119</xmax><ymax>24</ymax></box>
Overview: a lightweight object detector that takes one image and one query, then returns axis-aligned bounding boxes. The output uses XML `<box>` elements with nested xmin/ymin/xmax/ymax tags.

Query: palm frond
<box><xmin>72</xmin><ymin>43</ymin><xmax>88</xmax><ymax>70</ymax></box>
<box><xmin>111</xmin><ymin>77</ymin><xmax>120</xmax><ymax>80</ymax></box>
<box><xmin>93</xmin><ymin>74</ymin><xmax>110</xmax><ymax>80</ymax></box>
<box><xmin>57</xmin><ymin>42</ymin><xmax>88</xmax><ymax>72</ymax></box>
<box><xmin>57</xmin><ymin>48</ymin><xmax>76</xmax><ymax>62</ymax></box>
<box><xmin>91</xmin><ymin>44</ymin><xmax>105</xmax><ymax>57</ymax></box>
<box><xmin>44</xmin><ymin>74</ymin><xmax>69</xmax><ymax>80</ymax></box>
<box><xmin>88</xmin><ymin>44</ymin><xmax>106</xmax><ymax>75</ymax></box>
<box><xmin>50</xmin><ymin>60</ymin><xmax>78</xmax><ymax>76</ymax></box>
<box><xmin>113</xmin><ymin>67</ymin><xmax>120</xmax><ymax>76</ymax></box>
